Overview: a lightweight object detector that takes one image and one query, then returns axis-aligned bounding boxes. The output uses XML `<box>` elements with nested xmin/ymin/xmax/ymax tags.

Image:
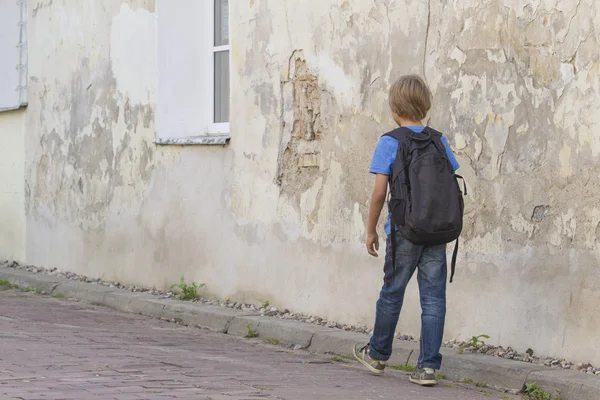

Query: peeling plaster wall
<box><xmin>24</xmin><ymin>0</ymin><xmax>600</xmax><ymax>364</ymax></box>
<box><xmin>423</xmin><ymin>0</ymin><xmax>600</xmax><ymax>364</ymax></box>
<box><xmin>0</xmin><ymin>109</ymin><xmax>25</xmax><ymax>261</ymax></box>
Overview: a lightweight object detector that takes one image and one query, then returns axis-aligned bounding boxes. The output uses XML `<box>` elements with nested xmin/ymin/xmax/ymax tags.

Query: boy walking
<box><xmin>353</xmin><ymin>75</ymin><xmax>461</xmax><ymax>386</ymax></box>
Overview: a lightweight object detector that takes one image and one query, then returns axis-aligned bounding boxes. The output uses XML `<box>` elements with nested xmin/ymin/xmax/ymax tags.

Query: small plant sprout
<box><xmin>458</xmin><ymin>334</ymin><xmax>491</xmax><ymax>353</ymax></box>
<box><xmin>525</xmin><ymin>383</ymin><xmax>554</xmax><ymax>400</ymax></box>
<box><xmin>245</xmin><ymin>323</ymin><xmax>258</xmax><ymax>339</ymax></box>
<box><xmin>467</xmin><ymin>334</ymin><xmax>490</xmax><ymax>347</ymax></box>
<box><xmin>170</xmin><ymin>277</ymin><xmax>205</xmax><ymax>300</ymax></box>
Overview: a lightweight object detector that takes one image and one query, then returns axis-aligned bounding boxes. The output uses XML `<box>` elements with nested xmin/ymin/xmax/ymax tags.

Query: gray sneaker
<box><xmin>353</xmin><ymin>343</ymin><xmax>386</xmax><ymax>375</ymax></box>
<box><xmin>409</xmin><ymin>367</ymin><xmax>437</xmax><ymax>386</ymax></box>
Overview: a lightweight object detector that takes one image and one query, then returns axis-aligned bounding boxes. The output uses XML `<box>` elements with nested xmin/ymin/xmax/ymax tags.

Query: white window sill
<box><xmin>154</xmin><ymin>135</ymin><xmax>230</xmax><ymax>146</ymax></box>
<box><xmin>0</xmin><ymin>104</ymin><xmax>27</xmax><ymax>113</ymax></box>
<box><xmin>154</xmin><ymin>123</ymin><xmax>230</xmax><ymax>146</ymax></box>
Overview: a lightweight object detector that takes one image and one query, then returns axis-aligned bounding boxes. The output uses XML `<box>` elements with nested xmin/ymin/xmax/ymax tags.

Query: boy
<box><xmin>353</xmin><ymin>75</ymin><xmax>460</xmax><ymax>386</ymax></box>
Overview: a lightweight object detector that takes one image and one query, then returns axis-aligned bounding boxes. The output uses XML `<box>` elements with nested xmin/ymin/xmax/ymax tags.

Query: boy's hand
<box><xmin>366</xmin><ymin>174</ymin><xmax>387</xmax><ymax>258</ymax></box>
<box><xmin>367</xmin><ymin>232</ymin><xmax>379</xmax><ymax>257</ymax></box>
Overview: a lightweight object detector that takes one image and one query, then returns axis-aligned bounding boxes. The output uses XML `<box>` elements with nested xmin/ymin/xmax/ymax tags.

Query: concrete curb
<box><xmin>526</xmin><ymin>369</ymin><xmax>600</xmax><ymax>400</ymax></box>
<box><xmin>2</xmin><ymin>267</ymin><xmax>599</xmax><ymax>399</ymax></box>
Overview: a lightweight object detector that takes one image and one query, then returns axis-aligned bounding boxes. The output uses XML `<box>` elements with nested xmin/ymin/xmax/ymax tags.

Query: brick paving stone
<box><xmin>0</xmin><ymin>290</ymin><xmax>521</xmax><ymax>400</ymax></box>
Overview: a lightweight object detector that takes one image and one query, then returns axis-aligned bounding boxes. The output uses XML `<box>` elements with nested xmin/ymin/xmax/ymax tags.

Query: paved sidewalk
<box><xmin>0</xmin><ymin>289</ymin><xmax>518</xmax><ymax>400</ymax></box>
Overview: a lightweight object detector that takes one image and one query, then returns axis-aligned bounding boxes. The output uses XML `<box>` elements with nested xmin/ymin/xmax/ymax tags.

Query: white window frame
<box><xmin>155</xmin><ymin>0</ymin><xmax>231</xmax><ymax>145</ymax></box>
<box><xmin>0</xmin><ymin>0</ymin><xmax>28</xmax><ymax>112</ymax></box>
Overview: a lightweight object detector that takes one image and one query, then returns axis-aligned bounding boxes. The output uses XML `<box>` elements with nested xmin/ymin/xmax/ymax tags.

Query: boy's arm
<box><xmin>366</xmin><ymin>174</ymin><xmax>388</xmax><ymax>257</ymax></box>
<box><xmin>441</xmin><ymin>136</ymin><xmax>460</xmax><ymax>171</ymax></box>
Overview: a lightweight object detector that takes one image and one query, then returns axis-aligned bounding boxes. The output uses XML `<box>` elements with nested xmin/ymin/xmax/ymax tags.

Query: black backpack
<box><xmin>384</xmin><ymin>126</ymin><xmax>466</xmax><ymax>282</ymax></box>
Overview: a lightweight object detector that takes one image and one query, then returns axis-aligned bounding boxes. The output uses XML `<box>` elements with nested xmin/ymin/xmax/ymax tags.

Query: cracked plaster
<box><xmin>5</xmin><ymin>0</ymin><xmax>600</xmax><ymax>365</ymax></box>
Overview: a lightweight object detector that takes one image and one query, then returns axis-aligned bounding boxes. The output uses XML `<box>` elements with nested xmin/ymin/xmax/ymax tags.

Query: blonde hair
<box><xmin>388</xmin><ymin>75</ymin><xmax>432</xmax><ymax>121</ymax></box>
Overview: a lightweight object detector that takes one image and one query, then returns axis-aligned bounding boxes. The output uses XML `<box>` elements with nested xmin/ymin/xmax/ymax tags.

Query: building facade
<box><xmin>1</xmin><ymin>0</ymin><xmax>599</xmax><ymax>364</ymax></box>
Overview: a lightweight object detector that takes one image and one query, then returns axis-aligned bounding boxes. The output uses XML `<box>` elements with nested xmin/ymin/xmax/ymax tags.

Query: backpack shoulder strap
<box><xmin>383</xmin><ymin>127</ymin><xmax>415</xmax><ymax>170</ymax></box>
<box><xmin>450</xmin><ymin>239</ymin><xmax>459</xmax><ymax>283</ymax></box>
<box><xmin>423</xmin><ymin>126</ymin><xmax>443</xmax><ymax>137</ymax></box>
<box><xmin>382</xmin><ymin>128</ymin><xmax>414</xmax><ymax>268</ymax></box>
<box><xmin>423</xmin><ymin>126</ymin><xmax>448</xmax><ymax>156</ymax></box>
<box><xmin>382</xmin><ymin>127</ymin><xmax>414</xmax><ymax>141</ymax></box>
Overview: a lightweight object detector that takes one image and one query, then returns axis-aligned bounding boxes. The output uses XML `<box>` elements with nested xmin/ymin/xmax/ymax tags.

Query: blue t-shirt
<box><xmin>370</xmin><ymin>126</ymin><xmax>460</xmax><ymax>235</ymax></box>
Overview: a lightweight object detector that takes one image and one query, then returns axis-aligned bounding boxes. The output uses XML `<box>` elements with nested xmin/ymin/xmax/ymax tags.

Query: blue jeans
<box><xmin>369</xmin><ymin>233</ymin><xmax>447</xmax><ymax>370</ymax></box>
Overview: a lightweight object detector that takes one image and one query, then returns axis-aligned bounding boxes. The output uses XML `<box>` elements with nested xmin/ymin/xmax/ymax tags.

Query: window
<box><xmin>0</xmin><ymin>0</ymin><xmax>28</xmax><ymax>111</ymax></box>
<box><xmin>213</xmin><ymin>0</ymin><xmax>229</xmax><ymax>124</ymax></box>
<box><xmin>155</xmin><ymin>0</ymin><xmax>231</xmax><ymax>145</ymax></box>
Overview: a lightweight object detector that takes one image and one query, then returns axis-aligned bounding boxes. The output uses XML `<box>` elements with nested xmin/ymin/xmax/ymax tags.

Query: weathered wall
<box><xmin>0</xmin><ymin>109</ymin><xmax>26</xmax><ymax>261</ymax></box>
<box><xmin>424</xmin><ymin>0</ymin><xmax>600</xmax><ymax>364</ymax></box>
<box><xmin>24</xmin><ymin>0</ymin><xmax>600</xmax><ymax>364</ymax></box>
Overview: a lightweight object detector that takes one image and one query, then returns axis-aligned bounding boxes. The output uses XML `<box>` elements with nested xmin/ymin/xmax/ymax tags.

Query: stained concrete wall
<box><xmin>0</xmin><ymin>109</ymin><xmax>26</xmax><ymax>261</ymax></box>
<box><xmin>23</xmin><ymin>0</ymin><xmax>600</xmax><ymax>364</ymax></box>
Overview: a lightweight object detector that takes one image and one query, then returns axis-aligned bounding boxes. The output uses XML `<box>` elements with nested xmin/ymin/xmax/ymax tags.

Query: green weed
<box><xmin>170</xmin><ymin>277</ymin><xmax>205</xmax><ymax>300</ymax></box>
<box><xmin>463</xmin><ymin>378</ymin><xmax>487</xmax><ymax>387</ymax></box>
<box><xmin>458</xmin><ymin>334</ymin><xmax>491</xmax><ymax>353</ymax></box>
<box><xmin>245</xmin><ymin>323</ymin><xmax>258</xmax><ymax>339</ymax></box>
<box><xmin>524</xmin><ymin>383</ymin><xmax>555</xmax><ymax>400</ymax></box>
<box><xmin>467</xmin><ymin>334</ymin><xmax>490</xmax><ymax>347</ymax></box>
<box><xmin>442</xmin><ymin>383</ymin><xmax>459</xmax><ymax>389</ymax></box>
<box><xmin>0</xmin><ymin>280</ymin><xmax>18</xmax><ymax>289</ymax></box>
<box><xmin>391</xmin><ymin>364</ymin><xmax>416</xmax><ymax>372</ymax></box>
